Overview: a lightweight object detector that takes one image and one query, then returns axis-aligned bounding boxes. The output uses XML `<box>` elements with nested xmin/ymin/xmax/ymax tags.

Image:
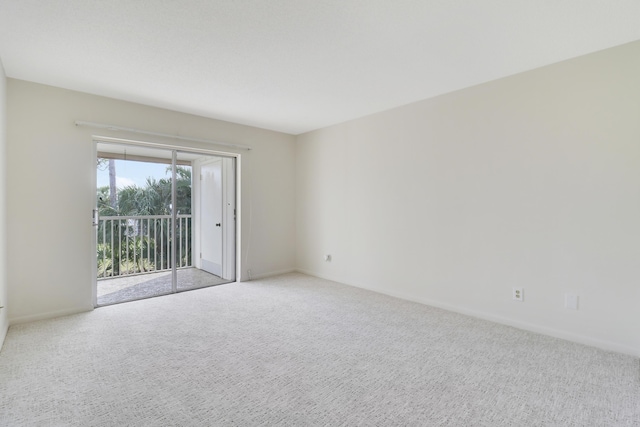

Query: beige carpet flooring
<box><xmin>1</xmin><ymin>273</ymin><xmax>638</xmax><ymax>426</ymax></box>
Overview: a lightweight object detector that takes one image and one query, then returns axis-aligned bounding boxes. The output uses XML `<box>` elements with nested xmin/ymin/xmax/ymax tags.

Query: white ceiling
<box><xmin>1</xmin><ymin>1</ymin><xmax>639</xmax><ymax>135</ymax></box>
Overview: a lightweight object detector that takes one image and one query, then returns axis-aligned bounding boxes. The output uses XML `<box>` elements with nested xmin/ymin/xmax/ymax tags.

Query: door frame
<box><xmin>91</xmin><ymin>136</ymin><xmax>242</xmax><ymax>308</ymax></box>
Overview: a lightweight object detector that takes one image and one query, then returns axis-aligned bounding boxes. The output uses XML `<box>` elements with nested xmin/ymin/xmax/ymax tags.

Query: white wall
<box><xmin>7</xmin><ymin>80</ymin><xmax>296</xmax><ymax>323</ymax></box>
<box><xmin>0</xmin><ymin>58</ymin><xmax>8</xmax><ymax>347</ymax></box>
<box><xmin>296</xmin><ymin>41</ymin><xmax>640</xmax><ymax>356</ymax></box>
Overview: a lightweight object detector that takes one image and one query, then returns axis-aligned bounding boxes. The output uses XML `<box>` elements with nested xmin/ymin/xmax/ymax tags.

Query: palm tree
<box><xmin>96</xmin><ymin>165</ymin><xmax>192</xmax><ymax>277</ymax></box>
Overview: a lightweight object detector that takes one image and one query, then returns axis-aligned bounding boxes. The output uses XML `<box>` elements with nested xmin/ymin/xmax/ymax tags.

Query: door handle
<box><xmin>216</xmin><ymin>223</ymin><xmax>221</xmax><ymax>227</ymax></box>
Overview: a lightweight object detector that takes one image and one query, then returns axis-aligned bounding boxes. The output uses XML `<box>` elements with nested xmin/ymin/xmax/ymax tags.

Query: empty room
<box><xmin>0</xmin><ymin>1</ymin><xmax>639</xmax><ymax>425</ymax></box>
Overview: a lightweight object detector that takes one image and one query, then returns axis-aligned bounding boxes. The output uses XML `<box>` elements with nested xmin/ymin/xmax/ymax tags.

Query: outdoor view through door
<box><xmin>95</xmin><ymin>142</ymin><xmax>236</xmax><ymax>306</ymax></box>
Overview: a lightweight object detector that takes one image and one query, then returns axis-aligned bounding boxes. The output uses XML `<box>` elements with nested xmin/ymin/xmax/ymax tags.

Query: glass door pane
<box><xmin>95</xmin><ymin>142</ymin><xmax>176</xmax><ymax>306</ymax></box>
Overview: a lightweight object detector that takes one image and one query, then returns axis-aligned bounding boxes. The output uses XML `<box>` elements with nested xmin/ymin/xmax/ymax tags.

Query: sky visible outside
<box><xmin>97</xmin><ymin>159</ymin><xmax>174</xmax><ymax>189</ymax></box>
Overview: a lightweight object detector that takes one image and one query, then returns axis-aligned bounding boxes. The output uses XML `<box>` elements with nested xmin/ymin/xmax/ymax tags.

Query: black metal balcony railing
<box><xmin>97</xmin><ymin>215</ymin><xmax>192</xmax><ymax>279</ymax></box>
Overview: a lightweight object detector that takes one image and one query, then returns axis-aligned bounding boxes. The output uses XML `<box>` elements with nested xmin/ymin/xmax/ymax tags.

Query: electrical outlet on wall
<box><xmin>512</xmin><ymin>288</ymin><xmax>524</xmax><ymax>302</ymax></box>
<box><xmin>565</xmin><ymin>294</ymin><xmax>579</xmax><ymax>310</ymax></box>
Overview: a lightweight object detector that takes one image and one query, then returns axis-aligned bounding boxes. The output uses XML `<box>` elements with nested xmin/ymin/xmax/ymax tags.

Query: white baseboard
<box><xmin>0</xmin><ymin>322</ymin><xmax>8</xmax><ymax>352</ymax></box>
<box><xmin>295</xmin><ymin>268</ymin><xmax>344</xmax><ymax>284</ymax></box>
<box><xmin>9</xmin><ymin>306</ymin><xmax>93</xmax><ymax>326</ymax></box>
<box><xmin>295</xmin><ymin>269</ymin><xmax>640</xmax><ymax>358</ymax></box>
<box><xmin>249</xmin><ymin>268</ymin><xmax>296</xmax><ymax>281</ymax></box>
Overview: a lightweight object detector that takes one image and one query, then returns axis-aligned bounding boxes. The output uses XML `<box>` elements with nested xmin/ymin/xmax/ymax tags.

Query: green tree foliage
<box><xmin>98</xmin><ymin>166</ymin><xmax>191</xmax><ymax>216</ymax></box>
<box><xmin>97</xmin><ymin>166</ymin><xmax>192</xmax><ymax>278</ymax></box>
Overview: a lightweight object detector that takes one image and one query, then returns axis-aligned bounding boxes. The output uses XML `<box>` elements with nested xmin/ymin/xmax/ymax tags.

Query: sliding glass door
<box><xmin>94</xmin><ymin>142</ymin><xmax>236</xmax><ymax>306</ymax></box>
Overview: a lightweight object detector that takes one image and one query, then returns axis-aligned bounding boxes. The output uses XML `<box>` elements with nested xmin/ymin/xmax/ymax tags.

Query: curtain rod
<box><xmin>74</xmin><ymin>120</ymin><xmax>252</xmax><ymax>151</ymax></box>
